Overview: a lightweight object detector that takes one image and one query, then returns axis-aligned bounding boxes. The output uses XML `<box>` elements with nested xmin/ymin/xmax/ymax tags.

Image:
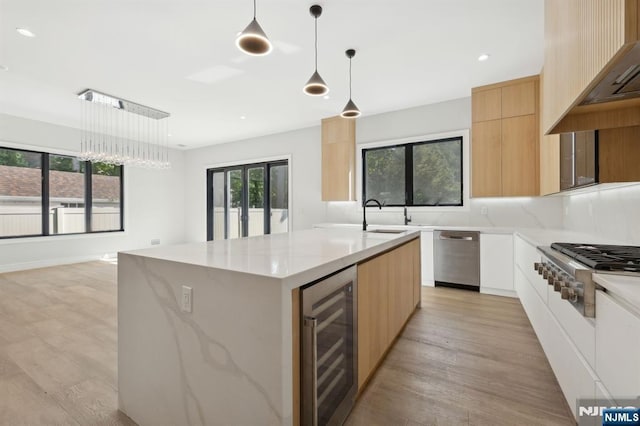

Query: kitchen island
<box><xmin>117</xmin><ymin>227</ymin><xmax>420</xmax><ymax>426</ymax></box>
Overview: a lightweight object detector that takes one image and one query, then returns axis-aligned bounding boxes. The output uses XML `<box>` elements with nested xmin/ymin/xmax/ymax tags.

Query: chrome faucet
<box><xmin>362</xmin><ymin>198</ymin><xmax>382</xmax><ymax>231</ymax></box>
<box><xmin>404</xmin><ymin>206</ymin><xmax>412</xmax><ymax>225</ymax></box>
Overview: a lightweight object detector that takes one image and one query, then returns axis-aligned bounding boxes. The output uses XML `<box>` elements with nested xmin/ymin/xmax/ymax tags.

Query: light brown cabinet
<box><xmin>598</xmin><ymin>126</ymin><xmax>640</xmax><ymax>183</ymax></box>
<box><xmin>543</xmin><ymin>0</ymin><xmax>640</xmax><ymax>134</ymax></box>
<box><xmin>321</xmin><ymin>116</ymin><xmax>356</xmax><ymax>201</ymax></box>
<box><xmin>357</xmin><ymin>237</ymin><xmax>420</xmax><ymax>390</ymax></box>
<box><xmin>471</xmin><ymin>76</ymin><xmax>540</xmax><ymax>197</ymax></box>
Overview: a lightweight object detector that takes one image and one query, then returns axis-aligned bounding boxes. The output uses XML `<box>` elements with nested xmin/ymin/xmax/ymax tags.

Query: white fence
<box><xmin>0</xmin><ymin>206</ymin><xmax>120</xmax><ymax>236</ymax></box>
<box><xmin>213</xmin><ymin>208</ymin><xmax>288</xmax><ymax>239</ymax></box>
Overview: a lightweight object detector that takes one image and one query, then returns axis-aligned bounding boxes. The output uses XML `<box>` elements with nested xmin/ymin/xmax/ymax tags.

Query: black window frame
<box><xmin>362</xmin><ymin>136</ymin><xmax>464</xmax><ymax>207</ymax></box>
<box><xmin>0</xmin><ymin>146</ymin><xmax>124</xmax><ymax>240</ymax></box>
<box><xmin>206</xmin><ymin>159</ymin><xmax>288</xmax><ymax>241</ymax></box>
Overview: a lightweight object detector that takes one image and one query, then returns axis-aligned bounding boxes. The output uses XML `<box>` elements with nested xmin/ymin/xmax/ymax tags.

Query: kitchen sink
<box><xmin>366</xmin><ymin>229</ymin><xmax>405</xmax><ymax>234</ymax></box>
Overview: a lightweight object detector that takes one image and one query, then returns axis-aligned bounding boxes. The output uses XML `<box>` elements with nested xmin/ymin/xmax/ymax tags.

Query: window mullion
<box><xmin>264</xmin><ymin>164</ymin><xmax>270</xmax><ymax>234</ymax></box>
<box><xmin>405</xmin><ymin>145</ymin><xmax>413</xmax><ymax>206</ymax></box>
<box><xmin>85</xmin><ymin>161</ymin><xmax>92</xmax><ymax>232</ymax></box>
<box><xmin>42</xmin><ymin>153</ymin><xmax>50</xmax><ymax>236</ymax></box>
<box><xmin>206</xmin><ymin>170</ymin><xmax>214</xmax><ymax>241</ymax></box>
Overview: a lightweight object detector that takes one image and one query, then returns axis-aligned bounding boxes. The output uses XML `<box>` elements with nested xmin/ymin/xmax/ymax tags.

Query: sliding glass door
<box><xmin>207</xmin><ymin>160</ymin><xmax>288</xmax><ymax>240</ymax></box>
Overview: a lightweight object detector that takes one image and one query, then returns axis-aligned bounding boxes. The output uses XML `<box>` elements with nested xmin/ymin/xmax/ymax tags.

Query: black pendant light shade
<box><xmin>304</xmin><ymin>5</ymin><xmax>329</xmax><ymax>96</ymax></box>
<box><xmin>341</xmin><ymin>49</ymin><xmax>361</xmax><ymax>118</ymax></box>
<box><xmin>236</xmin><ymin>0</ymin><xmax>272</xmax><ymax>56</ymax></box>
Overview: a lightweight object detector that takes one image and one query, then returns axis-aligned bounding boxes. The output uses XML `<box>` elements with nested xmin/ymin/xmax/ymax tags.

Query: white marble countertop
<box><xmin>593</xmin><ymin>273</ymin><xmax>640</xmax><ymax>314</ymax></box>
<box><xmin>121</xmin><ymin>228</ymin><xmax>420</xmax><ymax>288</ymax></box>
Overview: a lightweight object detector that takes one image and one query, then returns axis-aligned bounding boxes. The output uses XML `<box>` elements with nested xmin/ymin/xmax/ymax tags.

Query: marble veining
<box><xmin>136</xmin><ymin>256</ymin><xmax>282</xmax><ymax>424</ymax></box>
<box><xmin>563</xmin><ymin>183</ymin><xmax>640</xmax><ymax>245</ymax></box>
<box><xmin>118</xmin><ymin>254</ymin><xmax>290</xmax><ymax>425</ymax></box>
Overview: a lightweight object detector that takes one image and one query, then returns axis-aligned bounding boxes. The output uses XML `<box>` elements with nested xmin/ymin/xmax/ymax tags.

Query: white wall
<box><xmin>183</xmin><ymin>126</ymin><xmax>323</xmax><ymax>242</ymax></box>
<box><xmin>0</xmin><ymin>113</ymin><xmax>186</xmax><ymax>272</ymax></box>
<box><xmin>563</xmin><ymin>183</ymin><xmax>640</xmax><ymax>245</ymax></box>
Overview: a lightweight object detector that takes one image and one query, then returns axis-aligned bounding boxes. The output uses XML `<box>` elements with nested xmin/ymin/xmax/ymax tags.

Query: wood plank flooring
<box><xmin>0</xmin><ymin>263</ymin><xmax>574</xmax><ymax>426</ymax></box>
<box><xmin>345</xmin><ymin>286</ymin><xmax>575</xmax><ymax>426</ymax></box>
<box><xmin>0</xmin><ymin>261</ymin><xmax>134</xmax><ymax>426</ymax></box>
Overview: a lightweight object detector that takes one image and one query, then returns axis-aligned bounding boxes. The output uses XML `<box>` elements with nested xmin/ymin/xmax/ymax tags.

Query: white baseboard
<box><xmin>0</xmin><ymin>254</ymin><xmax>107</xmax><ymax>274</ymax></box>
<box><xmin>422</xmin><ymin>280</ymin><xmax>435</xmax><ymax>287</ymax></box>
<box><xmin>480</xmin><ymin>287</ymin><xmax>518</xmax><ymax>298</ymax></box>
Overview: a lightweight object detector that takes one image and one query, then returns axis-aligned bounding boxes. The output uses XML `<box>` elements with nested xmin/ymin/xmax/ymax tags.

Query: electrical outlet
<box><xmin>151</xmin><ymin>239</ymin><xmax>161</xmax><ymax>245</ymax></box>
<box><xmin>181</xmin><ymin>286</ymin><xmax>192</xmax><ymax>313</ymax></box>
<box><xmin>480</xmin><ymin>206</ymin><xmax>488</xmax><ymax>216</ymax></box>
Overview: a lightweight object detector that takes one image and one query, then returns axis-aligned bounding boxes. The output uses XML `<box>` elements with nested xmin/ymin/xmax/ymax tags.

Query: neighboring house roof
<box><xmin>0</xmin><ymin>165</ymin><xmax>120</xmax><ymax>201</ymax></box>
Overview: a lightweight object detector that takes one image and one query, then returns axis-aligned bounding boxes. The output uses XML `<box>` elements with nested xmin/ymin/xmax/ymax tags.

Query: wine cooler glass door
<box><xmin>302</xmin><ymin>265</ymin><xmax>357</xmax><ymax>426</ymax></box>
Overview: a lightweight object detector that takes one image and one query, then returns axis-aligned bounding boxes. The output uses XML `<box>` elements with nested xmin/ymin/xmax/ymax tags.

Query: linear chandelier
<box><xmin>77</xmin><ymin>89</ymin><xmax>171</xmax><ymax>169</ymax></box>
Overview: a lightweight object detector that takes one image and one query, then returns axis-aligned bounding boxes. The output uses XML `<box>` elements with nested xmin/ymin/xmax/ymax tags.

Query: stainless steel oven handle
<box><xmin>304</xmin><ymin>316</ymin><xmax>318</xmax><ymax>426</ymax></box>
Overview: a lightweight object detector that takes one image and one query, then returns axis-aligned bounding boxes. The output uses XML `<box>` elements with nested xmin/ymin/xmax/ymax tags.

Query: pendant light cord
<box><xmin>253</xmin><ymin>0</ymin><xmax>256</xmax><ymax>19</ymax></box>
<box><xmin>349</xmin><ymin>57</ymin><xmax>352</xmax><ymax>98</ymax></box>
<box><xmin>314</xmin><ymin>17</ymin><xmax>318</xmax><ymax>71</ymax></box>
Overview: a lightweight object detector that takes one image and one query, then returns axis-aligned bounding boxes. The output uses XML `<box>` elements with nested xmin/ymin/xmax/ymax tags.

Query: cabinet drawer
<box><xmin>548</xmin><ymin>289</ymin><xmax>595</xmax><ymax>369</ymax></box>
<box><xmin>545</xmin><ymin>306</ymin><xmax>597</xmax><ymax>420</ymax></box>
<box><xmin>595</xmin><ymin>291</ymin><xmax>640</xmax><ymax>402</ymax></box>
<box><xmin>514</xmin><ymin>236</ymin><xmax>547</xmax><ymax>303</ymax></box>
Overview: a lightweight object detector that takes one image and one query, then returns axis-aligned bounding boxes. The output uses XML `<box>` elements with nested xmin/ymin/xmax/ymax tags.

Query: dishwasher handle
<box><xmin>435</xmin><ymin>230</ymin><xmax>480</xmax><ymax>242</ymax></box>
<box><xmin>439</xmin><ymin>235</ymin><xmax>473</xmax><ymax>241</ymax></box>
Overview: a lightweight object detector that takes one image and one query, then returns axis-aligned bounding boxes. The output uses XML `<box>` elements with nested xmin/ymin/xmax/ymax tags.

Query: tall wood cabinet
<box><xmin>321</xmin><ymin>116</ymin><xmax>356</xmax><ymax>201</ymax></box>
<box><xmin>357</xmin><ymin>238</ymin><xmax>420</xmax><ymax>390</ymax></box>
<box><xmin>471</xmin><ymin>76</ymin><xmax>540</xmax><ymax>197</ymax></box>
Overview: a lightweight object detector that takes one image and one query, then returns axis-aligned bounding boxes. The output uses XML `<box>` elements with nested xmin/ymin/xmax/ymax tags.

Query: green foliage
<box><xmin>92</xmin><ymin>162</ymin><xmax>121</xmax><ymax>176</ymax></box>
<box><xmin>50</xmin><ymin>155</ymin><xmax>77</xmax><ymax>172</ymax></box>
<box><xmin>413</xmin><ymin>141</ymin><xmax>461</xmax><ymax>205</ymax></box>
<box><xmin>365</xmin><ymin>139</ymin><xmax>462</xmax><ymax>206</ymax></box>
<box><xmin>365</xmin><ymin>147</ymin><xmax>405</xmax><ymax>205</ymax></box>
<box><xmin>0</xmin><ymin>148</ymin><xmax>40</xmax><ymax>168</ymax></box>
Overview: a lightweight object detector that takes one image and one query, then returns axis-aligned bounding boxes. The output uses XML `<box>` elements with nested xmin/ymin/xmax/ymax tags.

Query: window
<box><xmin>0</xmin><ymin>146</ymin><xmax>123</xmax><ymax>239</ymax></box>
<box><xmin>363</xmin><ymin>137</ymin><xmax>463</xmax><ymax>206</ymax></box>
<box><xmin>207</xmin><ymin>160</ymin><xmax>288</xmax><ymax>240</ymax></box>
<box><xmin>0</xmin><ymin>148</ymin><xmax>43</xmax><ymax>237</ymax></box>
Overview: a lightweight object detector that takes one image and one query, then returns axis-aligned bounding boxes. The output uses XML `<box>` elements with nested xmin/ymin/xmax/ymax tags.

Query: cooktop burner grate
<box><xmin>551</xmin><ymin>242</ymin><xmax>640</xmax><ymax>272</ymax></box>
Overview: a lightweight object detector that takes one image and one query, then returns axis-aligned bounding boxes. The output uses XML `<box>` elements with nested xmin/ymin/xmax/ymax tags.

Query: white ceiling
<box><xmin>0</xmin><ymin>0</ymin><xmax>544</xmax><ymax>149</ymax></box>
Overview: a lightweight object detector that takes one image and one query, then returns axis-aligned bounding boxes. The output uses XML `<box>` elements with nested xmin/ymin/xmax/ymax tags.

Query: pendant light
<box><xmin>303</xmin><ymin>5</ymin><xmax>329</xmax><ymax>96</ymax></box>
<box><xmin>236</xmin><ymin>0</ymin><xmax>272</xmax><ymax>56</ymax></box>
<box><xmin>341</xmin><ymin>49</ymin><xmax>361</xmax><ymax>118</ymax></box>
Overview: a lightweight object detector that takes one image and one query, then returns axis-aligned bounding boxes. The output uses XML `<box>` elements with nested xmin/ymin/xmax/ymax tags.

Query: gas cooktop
<box><xmin>550</xmin><ymin>242</ymin><xmax>640</xmax><ymax>272</ymax></box>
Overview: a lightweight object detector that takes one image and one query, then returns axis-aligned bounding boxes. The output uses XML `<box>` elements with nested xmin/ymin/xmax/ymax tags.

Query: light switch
<box><xmin>181</xmin><ymin>286</ymin><xmax>193</xmax><ymax>313</ymax></box>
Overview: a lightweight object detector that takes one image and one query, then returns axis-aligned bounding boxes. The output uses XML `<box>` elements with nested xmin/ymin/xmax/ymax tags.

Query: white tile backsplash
<box><xmin>326</xmin><ymin>196</ymin><xmax>564</xmax><ymax>229</ymax></box>
<box><xmin>563</xmin><ymin>183</ymin><xmax>640</xmax><ymax>245</ymax></box>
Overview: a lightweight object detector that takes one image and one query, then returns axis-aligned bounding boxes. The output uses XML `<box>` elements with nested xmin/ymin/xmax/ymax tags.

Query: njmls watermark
<box><xmin>577</xmin><ymin>398</ymin><xmax>640</xmax><ymax>426</ymax></box>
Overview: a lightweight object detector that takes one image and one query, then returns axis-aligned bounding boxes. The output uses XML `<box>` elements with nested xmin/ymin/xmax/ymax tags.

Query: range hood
<box><xmin>581</xmin><ymin>42</ymin><xmax>640</xmax><ymax>105</ymax></box>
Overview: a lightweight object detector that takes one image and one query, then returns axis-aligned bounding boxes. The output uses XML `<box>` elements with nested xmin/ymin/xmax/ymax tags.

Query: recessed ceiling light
<box><xmin>478</xmin><ymin>53</ymin><xmax>490</xmax><ymax>62</ymax></box>
<box><xmin>16</xmin><ymin>28</ymin><xmax>36</xmax><ymax>38</ymax></box>
<box><xmin>323</xmin><ymin>95</ymin><xmax>330</xmax><ymax>100</ymax></box>
<box><xmin>240</xmin><ymin>116</ymin><xmax>246</xmax><ymax>120</ymax></box>
<box><xmin>0</xmin><ymin>65</ymin><xmax>8</xmax><ymax>72</ymax></box>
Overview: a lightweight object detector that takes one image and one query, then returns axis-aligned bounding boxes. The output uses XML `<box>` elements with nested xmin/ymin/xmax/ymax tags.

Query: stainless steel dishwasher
<box><xmin>434</xmin><ymin>230</ymin><xmax>480</xmax><ymax>290</ymax></box>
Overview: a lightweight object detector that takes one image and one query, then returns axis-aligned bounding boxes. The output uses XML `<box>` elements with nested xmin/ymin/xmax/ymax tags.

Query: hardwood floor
<box><xmin>0</xmin><ymin>263</ymin><xmax>574</xmax><ymax>426</ymax></box>
<box><xmin>0</xmin><ymin>261</ymin><xmax>134</xmax><ymax>426</ymax></box>
<box><xmin>345</xmin><ymin>286</ymin><xmax>575</xmax><ymax>426</ymax></box>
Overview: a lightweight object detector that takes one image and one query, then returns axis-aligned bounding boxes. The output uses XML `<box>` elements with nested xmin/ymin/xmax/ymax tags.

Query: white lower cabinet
<box><xmin>480</xmin><ymin>233</ymin><xmax>514</xmax><ymax>296</ymax></box>
<box><xmin>420</xmin><ymin>231</ymin><xmax>434</xmax><ymax>286</ymax></box>
<box><xmin>595</xmin><ymin>290</ymin><xmax>640</xmax><ymax>402</ymax></box>
<box><xmin>514</xmin><ymin>235</ymin><xmax>597</xmax><ymax>421</ymax></box>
